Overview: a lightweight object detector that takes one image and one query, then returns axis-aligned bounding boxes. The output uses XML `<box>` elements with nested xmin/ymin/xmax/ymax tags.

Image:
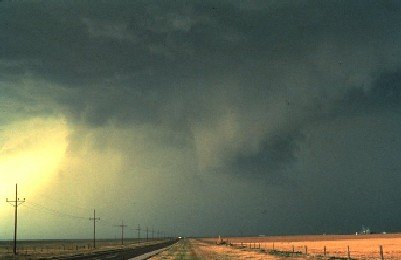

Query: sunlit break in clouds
<box><xmin>0</xmin><ymin>0</ymin><xmax>401</xmax><ymax>239</ymax></box>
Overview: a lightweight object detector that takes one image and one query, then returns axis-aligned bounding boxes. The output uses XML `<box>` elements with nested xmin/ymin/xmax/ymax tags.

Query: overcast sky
<box><xmin>1</xmin><ymin>0</ymin><xmax>401</xmax><ymax>239</ymax></box>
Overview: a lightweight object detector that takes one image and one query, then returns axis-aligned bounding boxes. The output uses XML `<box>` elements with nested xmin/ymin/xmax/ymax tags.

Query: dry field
<box><xmin>202</xmin><ymin>234</ymin><xmax>401</xmax><ymax>259</ymax></box>
<box><xmin>150</xmin><ymin>238</ymin><xmax>280</xmax><ymax>259</ymax></box>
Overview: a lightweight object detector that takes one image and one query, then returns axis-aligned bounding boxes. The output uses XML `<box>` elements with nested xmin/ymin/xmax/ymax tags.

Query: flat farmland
<box><xmin>201</xmin><ymin>234</ymin><xmax>401</xmax><ymax>259</ymax></box>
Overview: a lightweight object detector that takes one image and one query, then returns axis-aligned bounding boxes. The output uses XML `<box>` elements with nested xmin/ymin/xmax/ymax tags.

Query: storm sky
<box><xmin>1</xmin><ymin>0</ymin><xmax>401</xmax><ymax>239</ymax></box>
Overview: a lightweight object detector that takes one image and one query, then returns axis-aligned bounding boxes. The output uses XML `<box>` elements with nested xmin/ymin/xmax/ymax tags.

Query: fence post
<box><xmin>347</xmin><ymin>245</ymin><xmax>350</xmax><ymax>259</ymax></box>
<box><xmin>259</xmin><ymin>243</ymin><xmax>260</xmax><ymax>249</ymax></box>
<box><xmin>273</xmin><ymin>242</ymin><xmax>275</xmax><ymax>250</ymax></box>
<box><xmin>379</xmin><ymin>245</ymin><xmax>384</xmax><ymax>260</ymax></box>
<box><xmin>324</xmin><ymin>245</ymin><xmax>326</xmax><ymax>256</ymax></box>
<box><xmin>305</xmin><ymin>245</ymin><xmax>308</xmax><ymax>255</ymax></box>
<box><xmin>292</xmin><ymin>245</ymin><xmax>295</xmax><ymax>256</ymax></box>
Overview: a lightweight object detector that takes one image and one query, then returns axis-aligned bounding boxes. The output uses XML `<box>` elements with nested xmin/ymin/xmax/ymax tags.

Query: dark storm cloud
<box><xmin>2</xmin><ymin>0</ymin><xmax>401</xmax><ymax>236</ymax></box>
<box><xmin>3</xmin><ymin>2</ymin><xmax>401</xmax><ymax>83</ymax></box>
<box><xmin>2</xmin><ymin>0</ymin><xmax>401</xmax><ymax>169</ymax></box>
<box><xmin>339</xmin><ymin>72</ymin><xmax>401</xmax><ymax>115</ymax></box>
<box><xmin>230</xmin><ymin>129</ymin><xmax>303</xmax><ymax>180</ymax></box>
<box><xmin>225</xmin><ymin>68</ymin><xmax>401</xmax><ymax>179</ymax></box>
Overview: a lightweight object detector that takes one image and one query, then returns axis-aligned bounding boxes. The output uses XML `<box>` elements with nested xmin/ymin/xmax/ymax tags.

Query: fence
<box><xmin>228</xmin><ymin>242</ymin><xmax>393</xmax><ymax>259</ymax></box>
<box><xmin>206</xmin><ymin>235</ymin><xmax>401</xmax><ymax>260</ymax></box>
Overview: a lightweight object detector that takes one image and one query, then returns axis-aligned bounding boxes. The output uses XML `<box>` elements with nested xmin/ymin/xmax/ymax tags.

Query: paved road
<box><xmin>60</xmin><ymin>240</ymin><xmax>178</xmax><ymax>260</ymax></box>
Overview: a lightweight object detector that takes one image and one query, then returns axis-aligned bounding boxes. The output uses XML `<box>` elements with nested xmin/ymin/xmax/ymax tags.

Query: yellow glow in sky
<box><xmin>0</xmin><ymin>118</ymin><xmax>68</xmax><ymax>203</ymax></box>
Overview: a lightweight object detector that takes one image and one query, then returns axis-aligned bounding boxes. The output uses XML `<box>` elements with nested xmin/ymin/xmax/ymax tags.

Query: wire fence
<box><xmin>208</xmin><ymin>236</ymin><xmax>401</xmax><ymax>260</ymax></box>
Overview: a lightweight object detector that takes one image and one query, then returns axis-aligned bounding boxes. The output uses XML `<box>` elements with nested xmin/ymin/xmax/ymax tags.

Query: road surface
<box><xmin>60</xmin><ymin>240</ymin><xmax>178</xmax><ymax>260</ymax></box>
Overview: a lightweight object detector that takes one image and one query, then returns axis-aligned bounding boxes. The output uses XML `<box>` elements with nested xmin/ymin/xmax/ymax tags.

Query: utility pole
<box><xmin>6</xmin><ymin>183</ymin><xmax>25</xmax><ymax>256</ymax></box>
<box><xmin>115</xmin><ymin>221</ymin><xmax>127</xmax><ymax>245</ymax></box>
<box><xmin>151</xmin><ymin>228</ymin><xmax>154</xmax><ymax>241</ymax></box>
<box><xmin>136</xmin><ymin>224</ymin><xmax>141</xmax><ymax>243</ymax></box>
<box><xmin>132</xmin><ymin>224</ymin><xmax>141</xmax><ymax>243</ymax></box>
<box><xmin>157</xmin><ymin>229</ymin><xmax>159</xmax><ymax>240</ymax></box>
<box><xmin>146</xmin><ymin>227</ymin><xmax>149</xmax><ymax>242</ymax></box>
<box><xmin>89</xmin><ymin>209</ymin><xmax>100</xmax><ymax>249</ymax></box>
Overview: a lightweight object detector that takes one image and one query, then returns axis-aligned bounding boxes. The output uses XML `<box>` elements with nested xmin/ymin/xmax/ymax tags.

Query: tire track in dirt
<box><xmin>150</xmin><ymin>239</ymin><xmax>201</xmax><ymax>259</ymax></box>
<box><xmin>150</xmin><ymin>239</ymin><xmax>283</xmax><ymax>259</ymax></box>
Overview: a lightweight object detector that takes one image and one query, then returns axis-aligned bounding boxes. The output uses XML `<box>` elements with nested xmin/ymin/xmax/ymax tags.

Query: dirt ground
<box><xmin>151</xmin><ymin>235</ymin><xmax>401</xmax><ymax>259</ymax></box>
<box><xmin>150</xmin><ymin>239</ymin><xmax>287</xmax><ymax>260</ymax></box>
<box><xmin>202</xmin><ymin>235</ymin><xmax>401</xmax><ymax>259</ymax></box>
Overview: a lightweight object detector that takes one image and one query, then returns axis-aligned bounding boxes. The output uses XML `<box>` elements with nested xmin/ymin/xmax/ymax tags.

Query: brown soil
<box><xmin>150</xmin><ymin>238</ymin><xmax>284</xmax><ymax>259</ymax></box>
<box><xmin>202</xmin><ymin>234</ymin><xmax>401</xmax><ymax>259</ymax></box>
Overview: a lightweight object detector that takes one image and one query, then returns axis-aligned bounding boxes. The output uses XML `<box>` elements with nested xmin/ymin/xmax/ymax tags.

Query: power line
<box><xmin>21</xmin><ymin>204</ymin><xmax>120</xmax><ymax>239</ymax></box>
<box><xmin>89</xmin><ymin>209</ymin><xmax>100</xmax><ymax>249</ymax></box>
<box><xmin>115</xmin><ymin>221</ymin><xmax>127</xmax><ymax>245</ymax></box>
<box><xmin>14</xmin><ymin>196</ymin><xmax>167</xmax><ymax>246</ymax></box>
<box><xmin>132</xmin><ymin>224</ymin><xmax>141</xmax><ymax>243</ymax></box>
<box><xmin>6</xmin><ymin>183</ymin><xmax>25</xmax><ymax>256</ymax></box>
<box><xmin>24</xmin><ymin>202</ymin><xmax>87</xmax><ymax>220</ymax></box>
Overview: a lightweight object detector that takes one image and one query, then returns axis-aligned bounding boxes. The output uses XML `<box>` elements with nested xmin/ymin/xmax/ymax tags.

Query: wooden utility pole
<box><xmin>6</xmin><ymin>183</ymin><xmax>25</xmax><ymax>255</ymax></box>
<box><xmin>137</xmin><ymin>224</ymin><xmax>141</xmax><ymax>243</ymax></box>
<box><xmin>89</xmin><ymin>209</ymin><xmax>100</xmax><ymax>249</ymax></box>
<box><xmin>115</xmin><ymin>221</ymin><xmax>127</xmax><ymax>245</ymax></box>
<box><xmin>132</xmin><ymin>224</ymin><xmax>141</xmax><ymax>243</ymax></box>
